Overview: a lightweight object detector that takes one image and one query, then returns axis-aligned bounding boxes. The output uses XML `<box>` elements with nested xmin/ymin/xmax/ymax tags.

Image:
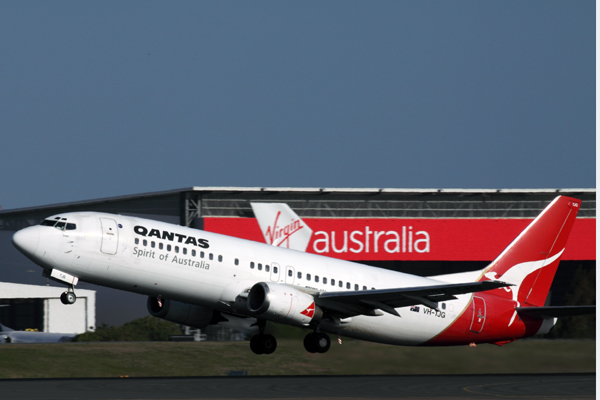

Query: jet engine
<box><xmin>147</xmin><ymin>297</ymin><xmax>216</xmax><ymax>329</ymax></box>
<box><xmin>247</xmin><ymin>282</ymin><xmax>321</xmax><ymax>327</ymax></box>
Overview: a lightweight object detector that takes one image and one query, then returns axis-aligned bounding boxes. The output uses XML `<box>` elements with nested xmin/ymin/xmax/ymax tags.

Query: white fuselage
<box><xmin>14</xmin><ymin>212</ymin><xmax>474</xmax><ymax>345</ymax></box>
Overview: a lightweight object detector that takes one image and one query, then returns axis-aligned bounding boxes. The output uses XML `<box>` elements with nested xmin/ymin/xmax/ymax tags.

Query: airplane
<box><xmin>0</xmin><ymin>305</ymin><xmax>76</xmax><ymax>343</ymax></box>
<box><xmin>0</xmin><ymin>323</ymin><xmax>75</xmax><ymax>344</ymax></box>
<box><xmin>11</xmin><ymin>196</ymin><xmax>594</xmax><ymax>354</ymax></box>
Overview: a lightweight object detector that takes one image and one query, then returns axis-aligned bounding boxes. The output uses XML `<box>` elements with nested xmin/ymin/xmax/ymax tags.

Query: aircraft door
<box><xmin>470</xmin><ymin>296</ymin><xmax>486</xmax><ymax>333</ymax></box>
<box><xmin>285</xmin><ymin>266</ymin><xmax>295</xmax><ymax>284</ymax></box>
<box><xmin>270</xmin><ymin>262</ymin><xmax>281</xmax><ymax>282</ymax></box>
<box><xmin>99</xmin><ymin>218</ymin><xmax>119</xmax><ymax>255</ymax></box>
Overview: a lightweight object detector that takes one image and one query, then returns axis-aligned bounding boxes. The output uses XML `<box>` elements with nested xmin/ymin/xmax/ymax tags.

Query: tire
<box><xmin>60</xmin><ymin>292</ymin><xmax>69</xmax><ymax>305</ymax></box>
<box><xmin>303</xmin><ymin>333</ymin><xmax>317</xmax><ymax>353</ymax></box>
<box><xmin>315</xmin><ymin>333</ymin><xmax>330</xmax><ymax>353</ymax></box>
<box><xmin>66</xmin><ymin>292</ymin><xmax>76</xmax><ymax>304</ymax></box>
<box><xmin>250</xmin><ymin>335</ymin><xmax>264</xmax><ymax>355</ymax></box>
<box><xmin>262</xmin><ymin>334</ymin><xmax>277</xmax><ymax>354</ymax></box>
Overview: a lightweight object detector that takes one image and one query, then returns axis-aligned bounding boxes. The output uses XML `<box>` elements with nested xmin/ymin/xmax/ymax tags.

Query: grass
<box><xmin>0</xmin><ymin>339</ymin><xmax>594</xmax><ymax>379</ymax></box>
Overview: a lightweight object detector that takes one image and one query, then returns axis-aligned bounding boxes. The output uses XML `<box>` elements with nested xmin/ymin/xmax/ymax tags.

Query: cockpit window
<box><xmin>40</xmin><ymin>219</ymin><xmax>75</xmax><ymax>230</ymax></box>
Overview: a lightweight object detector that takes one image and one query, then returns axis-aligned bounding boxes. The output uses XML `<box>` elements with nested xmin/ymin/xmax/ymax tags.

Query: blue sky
<box><xmin>0</xmin><ymin>1</ymin><xmax>595</xmax><ymax>211</ymax></box>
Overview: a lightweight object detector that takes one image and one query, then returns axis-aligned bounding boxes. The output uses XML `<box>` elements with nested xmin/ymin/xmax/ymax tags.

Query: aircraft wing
<box><xmin>316</xmin><ymin>281</ymin><xmax>511</xmax><ymax>318</ymax></box>
<box><xmin>516</xmin><ymin>305</ymin><xmax>596</xmax><ymax>320</ymax></box>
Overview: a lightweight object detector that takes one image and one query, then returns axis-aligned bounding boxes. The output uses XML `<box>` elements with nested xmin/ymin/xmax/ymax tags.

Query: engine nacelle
<box><xmin>147</xmin><ymin>297</ymin><xmax>215</xmax><ymax>329</ymax></box>
<box><xmin>247</xmin><ymin>282</ymin><xmax>321</xmax><ymax>327</ymax></box>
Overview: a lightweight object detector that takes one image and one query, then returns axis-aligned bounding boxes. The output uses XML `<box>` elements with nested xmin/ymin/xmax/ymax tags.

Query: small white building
<box><xmin>0</xmin><ymin>282</ymin><xmax>95</xmax><ymax>334</ymax></box>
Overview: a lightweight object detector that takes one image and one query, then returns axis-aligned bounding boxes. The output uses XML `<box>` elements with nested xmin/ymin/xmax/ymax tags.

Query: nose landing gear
<box><xmin>60</xmin><ymin>286</ymin><xmax>77</xmax><ymax>305</ymax></box>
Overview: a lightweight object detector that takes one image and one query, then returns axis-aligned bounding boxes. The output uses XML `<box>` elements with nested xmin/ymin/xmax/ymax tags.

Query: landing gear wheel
<box><xmin>249</xmin><ymin>334</ymin><xmax>278</xmax><ymax>355</ymax></box>
<box><xmin>314</xmin><ymin>333</ymin><xmax>330</xmax><ymax>353</ymax></box>
<box><xmin>261</xmin><ymin>334</ymin><xmax>277</xmax><ymax>355</ymax></box>
<box><xmin>250</xmin><ymin>334</ymin><xmax>264</xmax><ymax>354</ymax></box>
<box><xmin>304</xmin><ymin>332</ymin><xmax>317</xmax><ymax>353</ymax></box>
<box><xmin>60</xmin><ymin>291</ymin><xmax>76</xmax><ymax>305</ymax></box>
<box><xmin>304</xmin><ymin>332</ymin><xmax>330</xmax><ymax>353</ymax></box>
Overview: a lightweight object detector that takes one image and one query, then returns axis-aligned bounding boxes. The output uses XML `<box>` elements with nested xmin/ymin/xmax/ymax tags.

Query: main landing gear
<box><xmin>303</xmin><ymin>332</ymin><xmax>331</xmax><ymax>354</ymax></box>
<box><xmin>250</xmin><ymin>333</ymin><xmax>277</xmax><ymax>355</ymax></box>
<box><xmin>60</xmin><ymin>285</ymin><xmax>77</xmax><ymax>305</ymax></box>
<box><xmin>249</xmin><ymin>328</ymin><xmax>331</xmax><ymax>355</ymax></box>
<box><xmin>249</xmin><ymin>320</ymin><xmax>277</xmax><ymax>355</ymax></box>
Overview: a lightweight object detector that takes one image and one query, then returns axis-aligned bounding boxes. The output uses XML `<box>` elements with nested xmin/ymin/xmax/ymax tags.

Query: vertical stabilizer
<box><xmin>480</xmin><ymin>196</ymin><xmax>581</xmax><ymax>307</ymax></box>
<box><xmin>250</xmin><ymin>203</ymin><xmax>313</xmax><ymax>251</ymax></box>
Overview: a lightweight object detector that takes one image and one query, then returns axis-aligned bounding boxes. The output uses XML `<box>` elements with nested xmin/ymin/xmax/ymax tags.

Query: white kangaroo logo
<box><xmin>485</xmin><ymin>249</ymin><xmax>564</xmax><ymax>326</ymax></box>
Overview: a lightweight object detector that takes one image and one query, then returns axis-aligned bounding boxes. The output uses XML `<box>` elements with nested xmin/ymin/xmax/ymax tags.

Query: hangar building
<box><xmin>0</xmin><ymin>282</ymin><xmax>95</xmax><ymax>334</ymax></box>
<box><xmin>0</xmin><ymin>187</ymin><xmax>595</xmax><ymax>327</ymax></box>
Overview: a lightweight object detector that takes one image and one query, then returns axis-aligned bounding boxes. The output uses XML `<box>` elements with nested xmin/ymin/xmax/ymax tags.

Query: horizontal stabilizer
<box><xmin>317</xmin><ymin>280</ymin><xmax>512</xmax><ymax>317</ymax></box>
<box><xmin>516</xmin><ymin>305</ymin><xmax>596</xmax><ymax>320</ymax></box>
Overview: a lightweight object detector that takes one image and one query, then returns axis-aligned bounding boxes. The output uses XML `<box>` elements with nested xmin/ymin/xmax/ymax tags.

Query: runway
<box><xmin>0</xmin><ymin>373</ymin><xmax>595</xmax><ymax>400</ymax></box>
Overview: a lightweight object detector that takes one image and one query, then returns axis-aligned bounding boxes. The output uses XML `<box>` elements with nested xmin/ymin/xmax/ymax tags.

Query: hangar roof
<box><xmin>0</xmin><ymin>187</ymin><xmax>594</xmax><ymax>214</ymax></box>
<box><xmin>0</xmin><ymin>187</ymin><xmax>595</xmax><ymax>231</ymax></box>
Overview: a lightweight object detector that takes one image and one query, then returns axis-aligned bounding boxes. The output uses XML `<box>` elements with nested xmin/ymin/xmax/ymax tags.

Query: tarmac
<box><xmin>0</xmin><ymin>373</ymin><xmax>595</xmax><ymax>400</ymax></box>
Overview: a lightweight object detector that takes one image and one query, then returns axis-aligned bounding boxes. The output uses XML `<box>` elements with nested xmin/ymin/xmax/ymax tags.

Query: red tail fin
<box><xmin>479</xmin><ymin>196</ymin><xmax>581</xmax><ymax>307</ymax></box>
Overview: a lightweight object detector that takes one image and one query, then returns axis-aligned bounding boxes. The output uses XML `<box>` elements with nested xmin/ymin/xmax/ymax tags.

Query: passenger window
<box><xmin>307</xmin><ymin>274</ymin><xmax>311</xmax><ymax>281</ymax></box>
<box><xmin>235</xmin><ymin>258</ymin><xmax>239</xmax><ymax>265</ymax></box>
<box><xmin>346</xmin><ymin>282</ymin><xmax>350</xmax><ymax>289</ymax></box>
<box><xmin>183</xmin><ymin>248</ymin><xmax>187</xmax><ymax>255</ymax></box>
<box><xmin>323</xmin><ymin>277</ymin><xmax>327</xmax><ymax>284</ymax></box>
<box><xmin>167</xmin><ymin>244</ymin><xmax>172</xmax><ymax>251</ymax></box>
<box><xmin>288</xmin><ymin>269</ymin><xmax>292</xmax><ymax>277</ymax></box>
<box><xmin>339</xmin><ymin>281</ymin><xmax>343</xmax><ymax>288</ymax></box>
<box><xmin>331</xmin><ymin>279</ymin><xmax>335</xmax><ymax>286</ymax></box>
<box><xmin>151</xmin><ymin>241</ymin><xmax>155</xmax><ymax>248</ymax></box>
<box><xmin>442</xmin><ymin>303</ymin><xmax>446</xmax><ymax>310</ymax></box>
<box><xmin>355</xmin><ymin>284</ymin><xmax>359</xmax><ymax>291</ymax></box>
<box><xmin>315</xmin><ymin>276</ymin><xmax>319</xmax><ymax>283</ymax></box>
<box><xmin>297</xmin><ymin>272</ymin><xmax>302</xmax><ymax>279</ymax></box>
<box><xmin>209</xmin><ymin>253</ymin><xmax>213</xmax><ymax>260</ymax></box>
<box><xmin>200</xmin><ymin>251</ymin><xmax>204</xmax><ymax>258</ymax></box>
<box><xmin>143</xmin><ymin>240</ymin><xmax>147</xmax><ymax>246</ymax></box>
<box><xmin>265</xmin><ymin>264</ymin><xmax>270</xmax><ymax>272</ymax></box>
<box><xmin>192</xmin><ymin>249</ymin><xmax>196</xmax><ymax>257</ymax></box>
<box><xmin>159</xmin><ymin>243</ymin><xmax>163</xmax><ymax>250</ymax></box>
<box><xmin>258</xmin><ymin>263</ymin><xmax>262</xmax><ymax>271</ymax></box>
<box><xmin>135</xmin><ymin>238</ymin><xmax>139</xmax><ymax>245</ymax></box>
<box><xmin>175</xmin><ymin>246</ymin><xmax>179</xmax><ymax>253</ymax></box>
<box><xmin>250</xmin><ymin>262</ymin><xmax>255</xmax><ymax>269</ymax></box>
<box><xmin>363</xmin><ymin>286</ymin><xmax>367</xmax><ymax>290</ymax></box>
<box><xmin>273</xmin><ymin>266</ymin><xmax>278</xmax><ymax>274</ymax></box>
<box><xmin>66</xmin><ymin>223</ymin><xmax>76</xmax><ymax>230</ymax></box>
<box><xmin>218</xmin><ymin>255</ymin><xmax>223</xmax><ymax>262</ymax></box>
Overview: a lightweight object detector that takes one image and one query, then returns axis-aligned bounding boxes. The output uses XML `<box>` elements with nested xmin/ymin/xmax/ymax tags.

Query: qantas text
<box><xmin>134</xmin><ymin>225</ymin><xmax>210</xmax><ymax>248</ymax></box>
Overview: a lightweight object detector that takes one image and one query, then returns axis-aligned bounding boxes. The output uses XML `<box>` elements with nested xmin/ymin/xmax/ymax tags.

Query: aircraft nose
<box><xmin>12</xmin><ymin>226</ymin><xmax>40</xmax><ymax>256</ymax></box>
